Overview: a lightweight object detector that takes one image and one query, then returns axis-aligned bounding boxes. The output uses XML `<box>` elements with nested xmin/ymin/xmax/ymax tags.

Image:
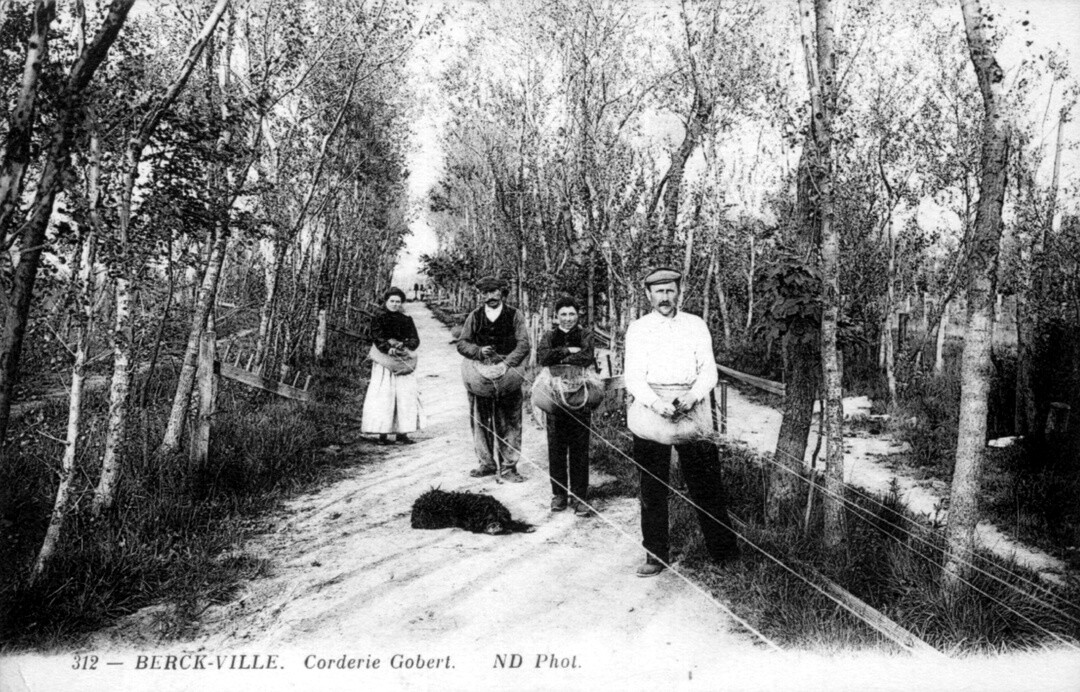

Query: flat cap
<box><xmin>642</xmin><ymin>267</ymin><xmax>682</xmax><ymax>287</ymax></box>
<box><xmin>475</xmin><ymin>275</ymin><xmax>510</xmax><ymax>292</ymax></box>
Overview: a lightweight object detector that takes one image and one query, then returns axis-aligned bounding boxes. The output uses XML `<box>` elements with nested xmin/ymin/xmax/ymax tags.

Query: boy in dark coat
<box><xmin>536</xmin><ymin>296</ymin><xmax>596</xmax><ymax>515</ymax></box>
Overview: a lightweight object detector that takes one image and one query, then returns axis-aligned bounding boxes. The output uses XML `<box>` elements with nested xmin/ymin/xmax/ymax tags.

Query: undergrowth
<box><xmin>891</xmin><ymin>338</ymin><xmax>1080</xmax><ymax>564</ymax></box>
<box><xmin>664</xmin><ymin>441</ymin><xmax>1080</xmax><ymax>653</ymax></box>
<box><xmin>0</xmin><ymin>340</ymin><xmax>372</xmax><ymax>650</ymax></box>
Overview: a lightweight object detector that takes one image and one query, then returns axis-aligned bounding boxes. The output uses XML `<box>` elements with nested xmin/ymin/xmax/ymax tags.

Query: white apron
<box><xmin>361</xmin><ymin>362</ymin><xmax>424</xmax><ymax>434</ymax></box>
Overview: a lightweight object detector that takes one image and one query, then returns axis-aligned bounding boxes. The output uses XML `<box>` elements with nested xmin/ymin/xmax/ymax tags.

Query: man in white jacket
<box><xmin>624</xmin><ymin>267</ymin><xmax>739</xmax><ymax>577</ymax></box>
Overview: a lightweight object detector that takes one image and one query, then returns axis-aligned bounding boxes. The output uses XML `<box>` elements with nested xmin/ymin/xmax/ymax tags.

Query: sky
<box><xmin>391</xmin><ymin>0</ymin><xmax>1080</xmax><ymax>290</ymax></box>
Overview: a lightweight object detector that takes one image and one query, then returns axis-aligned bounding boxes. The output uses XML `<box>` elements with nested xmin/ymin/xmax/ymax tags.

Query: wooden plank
<box><xmin>585</xmin><ymin>327</ymin><xmax>781</xmax><ymax>399</ymax></box>
<box><xmin>216</xmin><ymin>361</ymin><xmax>311</xmax><ymax>402</ymax></box>
<box><xmin>329</xmin><ymin>323</ymin><xmax>369</xmax><ymax>340</ymax></box>
<box><xmin>717</xmin><ymin>363</ymin><xmax>786</xmax><ymax>397</ymax></box>
<box><xmin>347</xmin><ymin>304</ymin><xmax>375</xmax><ymax>319</ymax></box>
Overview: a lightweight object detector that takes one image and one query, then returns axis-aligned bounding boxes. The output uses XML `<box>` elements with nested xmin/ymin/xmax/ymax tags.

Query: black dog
<box><xmin>410</xmin><ymin>489</ymin><xmax>535</xmax><ymax>535</ymax></box>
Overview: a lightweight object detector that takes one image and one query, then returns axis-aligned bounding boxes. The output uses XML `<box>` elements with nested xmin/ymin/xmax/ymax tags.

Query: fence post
<box><xmin>191</xmin><ymin>330</ymin><xmax>216</xmax><ymax>466</ymax></box>
<box><xmin>720</xmin><ymin>380</ymin><xmax>728</xmax><ymax>435</ymax></box>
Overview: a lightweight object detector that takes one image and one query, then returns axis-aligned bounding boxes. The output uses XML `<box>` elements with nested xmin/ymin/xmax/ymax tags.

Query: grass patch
<box><xmin>579</xmin><ymin>427</ymin><xmax>1080</xmax><ymax>652</ymax></box>
<box><xmin>585</xmin><ymin>396</ymin><xmax>636</xmax><ymax>500</ymax></box>
<box><xmin>663</xmin><ymin>441</ymin><xmax>1080</xmax><ymax>652</ymax></box>
<box><xmin>0</xmin><ymin>338</ymin><xmax>375</xmax><ymax>650</ymax></box>
<box><xmin>980</xmin><ymin>438</ymin><xmax>1080</xmax><ymax>570</ymax></box>
<box><xmin>890</xmin><ymin>341</ymin><xmax>1080</xmax><ymax>565</ymax></box>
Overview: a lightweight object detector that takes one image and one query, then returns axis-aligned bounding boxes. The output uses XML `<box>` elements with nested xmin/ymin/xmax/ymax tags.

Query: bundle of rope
<box><xmin>368</xmin><ymin>343</ymin><xmax>417</xmax><ymax>374</ymax></box>
<box><xmin>530</xmin><ymin>364</ymin><xmax>605</xmax><ymax>414</ymax></box>
<box><xmin>461</xmin><ymin>358</ymin><xmax>523</xmax><ymax>397</ymax></box>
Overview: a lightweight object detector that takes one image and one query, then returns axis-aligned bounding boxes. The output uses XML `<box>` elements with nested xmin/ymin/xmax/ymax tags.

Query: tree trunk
<box><xmin>768</xmin><ymin>151</ymin><xmax>822</xmax><ymax>524</ymax></box>
<box><xmin>801</xmin><ymin>0</ymin><xmax>845</xmax><ymax>548</ymax></box>
<box><xmin>769</xmin><ymin>320</ymin><xmax>820</xmax><ymax>524</ymax></box>
<box><xmin>703</xmin><ymin>248</ymin><xmax>714</xmax><ymax>324</ymax></box>
<box><xmin>934</xmin><ymin>296</ymin><xmax>950</xmax><ymax>374</ymax></box>
<box><xmin>944</xmin><ymin>0</ymin><xmax>1011</xmax><ymax>598</ymax></box>
<box><xmin>883</xmin><ymin>213</ymin><xmax>899</xmax><ymax>407</ymax></box>
<box><xmin>31</xmin><ymin>430</ymin><xmax>77</xmax><ymax>580</ymax></box>
<box><xmin>97</xmin><ymin>274</ymin><xmax>132</xmax><ymax>506</ymax></box>
<box><xmin>256</xmin><ymin>239</ymin><xmax>285</xmax><ymax>366</ymax></box>
<box><xmin>745</xmin><ymin>234</ymin><xmax>755</xmax><ymax>331</ymax></box>
<box><xmin>657</xmin><ymin>90</ymin><xmax>711</xmax><ymax>246</ymax></box>
<box><xmin>0</xmin><ymin>0</ymin><xmax>55</xmax><ymax>238</ymax></box>
<box><xmin>715</xmin><ymin>277</ymin><xmax>731</xmax><ymax>351</ymax></box>
<box><xmin>159</xmin><ymin>216</ymin><xmax>229</xmax><ymax>455</ymax></box>
<box><xmin>587</xmin><ymin>249</ymin><xmax>595</xmax><ymax>326</ymax></box>
<box><xmin>679</xmin><ymin>220</ymin><xmax>695</xmax><ymax>310</ymax></box>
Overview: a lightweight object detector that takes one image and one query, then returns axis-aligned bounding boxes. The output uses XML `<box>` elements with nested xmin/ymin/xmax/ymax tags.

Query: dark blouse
<box><xmin>537</xmin><ymin>325</ymin><xmax>596</xmax><ymax>368</ymax></box>
<box><xmin>371</xmin><ymin>309</ymin><xmax>420</xmax><ymax>354</ymax></box>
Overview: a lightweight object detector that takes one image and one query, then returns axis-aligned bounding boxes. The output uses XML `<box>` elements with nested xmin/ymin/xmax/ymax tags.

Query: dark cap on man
<box><xmin>642</xmin><ymin>267</ymin><xmax>682</xmax><ymax>287</ymax></box>
<box><xmin>475</xmin><ymin>275</ymin><xmax>509</xmax><ymax>292</ymax></box>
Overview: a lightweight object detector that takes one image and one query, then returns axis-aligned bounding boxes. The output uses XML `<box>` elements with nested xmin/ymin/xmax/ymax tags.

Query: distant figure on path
<box><xmin>457</xmin><ymin>276</ymin><xmax>531</xmax><ymax>482</ymax></box>
<box><xmin>361</xmin><ymin>287</ymin><xmax>423</xmax><ymax>444</ymax></box>
<box><xmin>624</xmin><ymin>267</ymin><xmax>739</xmax><ymax>577</ymax></box>
<box><xmin>536</xmin><ymin>296</ymin><xmax>598</xmax><ymax>515</ymax></box>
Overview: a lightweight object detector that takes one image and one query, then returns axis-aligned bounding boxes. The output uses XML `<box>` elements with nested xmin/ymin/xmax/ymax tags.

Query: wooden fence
<box><xmin>192</xmin><ymin>331</ymin><xmax>313</xmax><ymax>465</ymax></box>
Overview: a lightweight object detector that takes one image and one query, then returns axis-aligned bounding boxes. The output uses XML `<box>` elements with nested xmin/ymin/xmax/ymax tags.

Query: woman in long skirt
<box><xmin>361</xmin><ymin>287</ymin><xmax>424</xmax><ymax>444</ymax></box>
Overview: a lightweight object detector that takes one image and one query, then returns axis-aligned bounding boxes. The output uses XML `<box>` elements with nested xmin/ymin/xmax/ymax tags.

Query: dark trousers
<box><xmin>634</xmin><ymin>435</ymin><xmax>738</xmax><ymax>562</ymax></box>
<box><xmin>546</xmin><ymin>408</ymin><xmax>591</xmax><ymax>499</ymax></box>
<box><xmin>469</xmin><ymin>390</ymin><xmax>523</xmax><ymax>471</ymax></box>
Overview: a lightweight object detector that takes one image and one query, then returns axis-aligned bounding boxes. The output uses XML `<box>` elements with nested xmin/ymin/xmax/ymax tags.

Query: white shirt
<box><xmin>623</xmin><ymin>309</ymin><xmax>718</xmax><ymax>408</ymax></box>
<box><xmin>484</xmin><ymin>303</ymin><xmax>504</xmax><ymax>322</ymax></box>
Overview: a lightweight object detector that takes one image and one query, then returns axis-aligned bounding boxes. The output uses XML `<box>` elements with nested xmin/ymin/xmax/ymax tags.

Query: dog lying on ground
<box><xmin>411</xmin><ymin>489</ymin><xmax>535</xmax><ymax>535</ymax></box>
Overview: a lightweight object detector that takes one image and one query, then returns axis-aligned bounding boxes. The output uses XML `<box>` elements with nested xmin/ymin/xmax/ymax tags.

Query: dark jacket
<box><xmin>537</xmin><ymin>325</ymin><xmax>596</xmax><ymax>369</ymax></box>
<box><xmin>456</xmin><ymin>304</ymin><xmax>530</xmax><ymax>368</ymax></box>
<box><xmin>371</xmin><ymin>309</ymin><xmax>420</xmax><ymax>354</ymax></box>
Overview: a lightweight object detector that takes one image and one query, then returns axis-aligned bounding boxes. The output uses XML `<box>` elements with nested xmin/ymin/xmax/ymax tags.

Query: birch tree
<box><xmin>93</xmin><ymin>0</ymin><xmax>230</xmax><ymax>513</ymax></box>
<box><xmin>799</xmin><ymin>0</ymin><xmax>845</xmax><ymax>547</ymax></box>
<box><xmin>943</xmin><ymin>0</ymin><xmax>1011</xmax><ymax>597</ymax></box>
<box><xmin>11</xmin><ymin>0</ymin><xmax>138</xmax><ymax>579</ymax></box>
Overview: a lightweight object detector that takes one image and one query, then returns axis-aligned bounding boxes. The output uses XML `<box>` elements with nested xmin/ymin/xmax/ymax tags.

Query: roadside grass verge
<box><xmin>0</xmin><ymin>340</ymin><xmax>373</xmax><ymax>651</ymax></box>
<box><xmin>666</xmin><ymin>441</ymin><xmax>1080</xmax><ymax>653</ymax></box>
<box><xmin>585</xmin><ymin>398</ymin><xmax>635</xmax><ymax>499</ymax></box>
<box><xmin>426</xmin><ymin>300</ymin><xmax>469</xmax><ymax>336</ymax></box>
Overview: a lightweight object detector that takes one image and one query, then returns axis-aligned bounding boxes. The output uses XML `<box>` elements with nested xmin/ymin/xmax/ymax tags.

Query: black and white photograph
<box><xmin>1</xmin><ymin>0</ymin><xmax>1079</xmax><ymax>690</ymax></box>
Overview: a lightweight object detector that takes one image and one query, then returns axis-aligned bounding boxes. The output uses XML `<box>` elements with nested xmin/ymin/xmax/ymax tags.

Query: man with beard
<box><xmin>624</xmin><ymin>267</ymin><xmax>740</xmax><ymax>577</ymax></box>
<box><xmin>457</xmin><ymin>276</ymin><xmax>531</xmax><ymax>482</ymax></box>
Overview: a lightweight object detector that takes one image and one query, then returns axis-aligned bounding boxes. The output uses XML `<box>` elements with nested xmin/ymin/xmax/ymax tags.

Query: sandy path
<box><xmin>721</xmin><ymin>387</ymin><xmax>1067</xmax><ymax>579</ymax></box>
